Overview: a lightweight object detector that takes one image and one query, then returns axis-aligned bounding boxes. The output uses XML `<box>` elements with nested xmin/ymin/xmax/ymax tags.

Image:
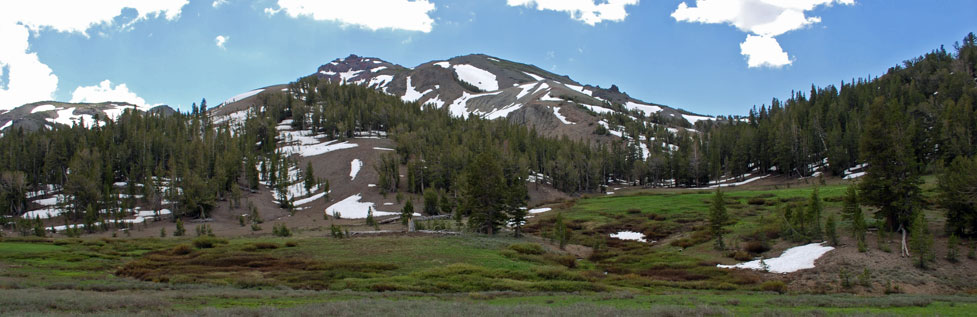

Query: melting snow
<box><xmin>581</xmin><ymin>104</ymin><xmax>614</xmax><ymax>114</ymax></box>
<box><xmin>523</xmin><ymin>71</ymin><xmax>544</xmax><ymax>81</ymax></box>
<box><xmin>624</xmin><ymin>101</ymin><xmax>662</xmax><ymax>115</ymax></box>
<box><xmin>718</xmin><ymin>242</ymin><xmax>834</xmax><ymax>273</ymax></box>
<box><xmin>552</xmin><ymin>107</ymin><xmax>575</xmax><ymax>124</ymax></box>
<box><xmin>528</xmin><ymin>207</ymin><xmax>551</xmax><ymax>214</ymax></box>
<box><xmin>31</xmin><ymin>104</ymin><xmax>57</xmax><ymax>113</ymax></box>
<box><xmin>339</xmin><ymin>70</ymin><xmax>364</xmax><ymax>84</ymax></box>
<box><xmin>325</xmin><ymin>194</ymin><xmax>399</xmax><ymax>219</ymax></box>
<box><xmin>0</xmin><ymin>121</ymin><xmax>12</xmax><ymax>131</ymax></box>
<box><xmin>373</xmin><ymin>147</ymin><xmax>395</xmax><ymax>151</ymax></box>
<box><xmin>564</xmin><ymin>84</ymin><xmax>592</xmax><ymax>96</ymax></box>
<box><xmin>350</xmin><ymin>159</ymin><xmax>363</xmax><ymax>181</ymax></box>
<box><xmin>682</xmin><ymin>114</ymin><xmax>713</xmax><ymax>125</ymax></box>
<box><xmin>368</xmin><ymin>75</ymin><xmax>394</xmax><ymax>89</ymax></box>
<box><xmin>402</xmin><ymin>77</ymin><xmax>432</xmax><ymax>103</ymax></box>
<box><xmin>433</xmin><ymin>61</ymin><xmax>450</xmax><ymax>68</ymax></box>
<box><xmin>222</xmin><ymin>89</ymin><xmax>264</xmax><ymax>105</ymax></box>
<box><xmin>294</xmin><ymin>191</ymin><xmax>327</xmax><ymax>206</ymax></box>
<box><xmin>482</xmin><ymin>103</ymin><xmax>524</xmax><ymax>120</ymax></box>
<box><xmin>843</xmin><ymin>172</ymin><xmax>866</xmax><ymax>180</ymax></box>
<box><xmin>708</xmin><ymin>175</ymin><xmax>769</xmax><ymax>188</ymax></box>
<box><xmin>453</xmin><ymin>64</ymin><xmax>499</xmax><ymax>91</ymax></box>
<box><xmin>610</xmin><ymin>231</ymin><xmax>647</xmax><ymax>243</ymax></box>
<box><xmin>448</xmin><ymin>91</ymin><xmax>503</xmax><ymax>118</ymax></box>
<box><xmin>370</xmin><ymin>66</ymin><xmax>387</xmax><ymax>72</ymax></box>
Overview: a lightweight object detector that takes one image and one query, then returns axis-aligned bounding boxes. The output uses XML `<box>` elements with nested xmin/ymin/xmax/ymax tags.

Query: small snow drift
<box><xmin>528</xmin><ymin>207</ymin><xmax>551</xmax><ymax>214</ymax></box>
<box><xmin>325</xmin><ymin>194</ymin><xmax>399</xmax><ymax>219</ymax></box>
<box><xmin>717</xmin><ymin>242</ymin><xmax>834</xmax><ymax>274</ymax></box>
<box><xmin>350</xmin><ymin>159</ymin><xmax>363</xmax><ymax>181</ymax></box>
<box><xmin>610</xmin><ymin>231</ymin><xmax>647</xmax><ymax>243</ymax></box>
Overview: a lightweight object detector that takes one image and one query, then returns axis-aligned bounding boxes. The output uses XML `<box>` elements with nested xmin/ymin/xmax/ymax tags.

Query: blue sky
<box><xmin>2</xmin><ymin>0</ymin><xmax>975</xmax><ymax>115</ymax></box>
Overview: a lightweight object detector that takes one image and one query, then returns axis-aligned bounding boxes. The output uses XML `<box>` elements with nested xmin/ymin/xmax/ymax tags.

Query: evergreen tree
<box><xmin>365</xmin><ymin>206</ymin><xmax>376</xmax><ymax>227</ymax></box>
<box><xmin>304</xmin><ymin>161</ymin><xmax>317</xmax><ymax>195</ymax></box>
<box><xmin>401</xmin><ymin>200</ymin><xmax>414</xmax><ymax>228</ymax></box>
<box><xmin>807</xmin><ymin>185</ymin><xmax>824</xmax><ymax>240</ymax></box>
<box><xmin>554</xmin><ymin>212</ymin><xmax>568</xmax><ymax>250</ymax></box>
<box><xmin>910</xmin><ymin>211</ymin><xmax>934</xmax><ymax>268</ymax></box>
<box><xmin>174</xmin><ymin>218</ymin><xmax>185</xmax><ymax>236</ymax></box>
<box><xmin>462</xmin><ymin>151</ymin><xmax>506</xmax><ymax>234</ymax></box>
<box><xmin>709</xmin><ymin>188</ymin><xmax>729</xmax><ymax>250</ymax></box>
<box><xmin>860</xmin><ymin>97</ymin><xmax>922</xmax><ymax>256</ymax></box>
<box><xmin>423</xmin><ymin>188</ymin><xmax>439</xmax><ymax>215</ymax></box>
<box><xmin>937</xmin><ymin>155</ymin><xmax>977</xmax><ymax>236</ymax></box>
<box><xmin>826</xmin><ymin>214</ymin><xmax>839</xmax><ymax>246</ymax></box>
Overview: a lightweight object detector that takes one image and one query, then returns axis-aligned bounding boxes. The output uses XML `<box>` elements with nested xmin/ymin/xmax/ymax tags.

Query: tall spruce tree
<box><xmin>710</xmin><ymin>188</ymin><xmax>729</xmax><ymax>250</ymax></box>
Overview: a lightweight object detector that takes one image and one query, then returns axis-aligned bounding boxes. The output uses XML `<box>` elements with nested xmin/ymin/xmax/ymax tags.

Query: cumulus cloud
<box><xmin>265</xmin><ymin>0</ymin><xmax>436</xmax><ymax>33</ymax></box>
<box><xmin>70</xmin><ymin>80</ymin><xmax>152</xmax><ymax>109</ymax></box>
<box><xmin>740</xmin><ymin>34</ymin><xmax>791</xmax><ymax>68</ymax></box>
<box><xmin>507</xmin><ymin>0</ymin><xmax>638</xmax><ymax>25</ymax></box>
<box><xmin>0</xmin><ymin>1</ymin><xmax>188</xmax><ymax>110</ymax></box>
<box><xmin>671</xmin><ymin>0</ymin><xmax>854</xmax><ymax>68</ymax></box>
<box><xmin>215</xmin><ymin>35</ymin><xmax>229</xmax><ymax>49</ymax></box>
<box><xmin>213</xmin><ymin>0</ymin><xmax>228</xmax><ymax>8</ymax></box>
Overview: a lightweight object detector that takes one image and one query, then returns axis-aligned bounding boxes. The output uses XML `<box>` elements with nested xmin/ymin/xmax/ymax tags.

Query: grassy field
<box><xmin>2</xmin><ymin>181</ymin><xmax>975</xmax><ymax>315</ymax></box>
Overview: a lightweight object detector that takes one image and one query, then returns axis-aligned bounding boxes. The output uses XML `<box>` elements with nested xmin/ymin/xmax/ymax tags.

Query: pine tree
<box><xmin>807</xmin><ymin>185</ymin><xmax>824</xmax><ymax>240</ymax></box>
<box><xmin>710</xmin><ymin>188</ymin><xmax>729</xmax><ymax>250</ymax></box>
<box><xmin>860</xmin><ymin>97</ymin><xmax>922</xmax><ymax>256</ymax></box>
<box><xmin>554</xmin><ymin>212</ymin><xmax>568</xmax><ymax>250</ymax></box>
<box><xmin>826</xmin><ymin>214</ymin><xmax>839</xmax><ymax>246</ymax></box>
<box><xmin>843</xmin><ymin>183</ymin><xmax>868</xmax><ymax>251</ymax></box>
<box><xmin>910</xmin><ymin>211</ymin><xmax>934</xmax><ymax>268</ymax></box>
<box><xmin>401</xmin><ymin>200</ymin><xmax>414</xmax><ymax>228</ymax></box>
<box><xmin>462</xmin><ymin>151</ymin><xmax>506</xmax><ymax>234</ymax></box>
<box><xmin>174</xmin><ymin>218</ymin><xmax>185</xmax><ymax>236</ymax></box>
<box><xmin>304</xmin><ymin>161</ymin><xmax>317</xmax><ymax>195</ymax></box>
<box><xmin>365</xmin><ymin>206</ymin><xmax>376</xmax><ymax>227</ymax></box>
<box><xmin>937</xmin><ymin>156</ymin><xmax>977</xmax><ymax>236</ymax></box>
<box><xmin>423</xmin><ymin>188</ymin><xmax>439</xmax><ymax>215</ymax></box>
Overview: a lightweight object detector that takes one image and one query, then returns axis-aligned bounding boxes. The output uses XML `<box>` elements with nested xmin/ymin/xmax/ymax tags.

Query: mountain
<box><xmin>211</xmin><ymin>54</ymin><xmax>713</xmax><ymax>141</ymax></box>
<box><xmin>0</xmin><ymin>101</ymin><xmax>174</xmax><ymax>134</ymax></box>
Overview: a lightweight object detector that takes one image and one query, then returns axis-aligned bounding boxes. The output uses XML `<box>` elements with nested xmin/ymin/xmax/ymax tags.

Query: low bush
<box><xmin>192</xmin><ymin>237</ymin><xmax>228</xmax><ymax>249</ymax></box>
<box><xmin>743</xmin><ymin>241</ymin><xmax>771</xmax><ymax>254</ymax></box>
<box><xmin>761</xmin><ymin>280</ymin><xmax>787</xmax><ymax>293</ymax></box>
<box><xmin>509</xmin><ymin>243</ymin><xmax>544</xmax><ymax>255</ymax></box>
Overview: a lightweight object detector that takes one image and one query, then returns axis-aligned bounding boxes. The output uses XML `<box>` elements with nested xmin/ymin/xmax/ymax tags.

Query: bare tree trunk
<box><xmin>900</xmin><ymin>225</ymin><xmax>910</xmax><ymax>257</ymax></box>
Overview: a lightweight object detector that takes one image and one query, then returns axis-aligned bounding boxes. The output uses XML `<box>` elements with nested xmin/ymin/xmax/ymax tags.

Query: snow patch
<box><xmin>325</xmin><ymin>194</ymin><xmax>399</xmax><ymax>219</ymax></box>
<box><xmin>31</xmin><ymin>104</ymin><xmax>56</xmax><ymax>113</ymax></box>
<box><xmin>401</xmin><ymin>77</ymin><xmax>432</xmax><ymax>103</ymax></box>
<box><xmin>433</xmin><ymin>61</ymin><xmax>450</xmax><ymax>68</ymax></box>
<box><xmin>708</xmin><ymin>175</ymin><xmax>769</xmax><ymax>188</ymax></box>
<box><xmin>528</xmin><ymin>207</ymin><xmax>551</xmax><ymax>214</ymax></box>
<box><xmin>522</xmin><ymin>71</ymin><xmax>544</xmax><ymax>81</ymax></box>
<box><xmin>350</xmin><ymin>159</ymin><xmax>363</xmax><ymax>181</ymax></box>
<box><xmin>294</xmin><ymin>191</ymin><xmax>327</xmax><ymax>206</ymax></box>
<box><xmin>373</xmin><ymin>147</ymin><xmax>395</xmax><ymax>151</ymax></box>
<box><xmin>624</xmin><ymin>101</ymin><xmax>662</xmax><ymax>115</ymax></box>
<box><xmin>718</xmin><ymin>242</ymin><xmax>834</xmax><ymax>274</ymax></box>
<box><xmin>682</xmin><ymin>114</ymin><xmax>713</xmax><ymax>125</ymax></box>
<box><xmin>453</xmin><ymin>64</ymin><xmax>498</xmax><ymax>91</ymax></box>
<box><xmin>370</xmin><ymin>66</ymin><xmax>387</xmax><ymax>72</ymax></box>
<box><xmin>843</xmin><ymin>172</ymin><xmax>865</xmax><ymax>180</ymax></box>
<box><xmin>222</xmin><ymin>89</ymin><xmax>264</xmax><ymax>105</ymax></box>
<box><xmin>552</xmin><ymin>107</ymin><xmax>575</xmax><ymax>124</ymax></box>
<box><xmin>610</xmin><ymin>231</ymin><xmax>647</xmax><ymax>243</ymax></box>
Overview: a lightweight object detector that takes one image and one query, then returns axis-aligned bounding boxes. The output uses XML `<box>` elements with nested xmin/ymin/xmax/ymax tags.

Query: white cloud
<box><xmin>507</xmin><ymin>0</ymin><xmax>638</xmax><ymax>25</ymax></box>
<box><xmin>0</xmin><ymin>1</ymin><xmax>188</xmax><ymax>110</ymax></box>
<box><xmin>215</xmin><ymin>35</ymin><xmax>229</xmax><ymax>49</ymax></box>
<box><xmin>213</xmin><ymin>0</ymin><xmax>228</xmax><ymax>8</ymax></box>
<box><xmin>70</xmin><ymin>80</ymin><xmax>152</xmax><ymax>109</ymax></box>
<box><xmin>265</xmin><ymin>0</ymin><xmax>436</xmax><ymax>33</ymax></box>
<box><xmin>671</xmin><ymin>0</ymin><xmax>853</xmax><ymax>68</ymax></box>
<box><xmin>740</xmin><ymin>34</ymin><xmax>791</xmax><ymax>68</ymax></box>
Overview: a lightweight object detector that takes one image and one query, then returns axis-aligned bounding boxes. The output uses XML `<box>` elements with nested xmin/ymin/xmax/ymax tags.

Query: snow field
<box><xmin>717</xmin><ymin>242</ymin><xmax>834</xmax><ymax>274</ymax></box>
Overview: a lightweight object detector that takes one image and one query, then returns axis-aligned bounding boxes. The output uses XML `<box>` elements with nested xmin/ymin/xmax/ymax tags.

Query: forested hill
<box><xmin>695</xmin><ymin>33</ymin><xmax>977</xmax><ymax>181</ymax></box>
<box><xmin>1</xmin><ymin>33</ymin><xmax>976</xmax><ymax>237</ymax></box>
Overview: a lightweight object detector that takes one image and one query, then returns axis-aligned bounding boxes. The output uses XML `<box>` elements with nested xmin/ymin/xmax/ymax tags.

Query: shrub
<box><xmin>251</xmin><ymin>242</ymin><xmax>279</xmax><ymax>250</ymax></box>
<box><xmin>626</xmin><ymin>208</ymin><xmax>641</xmax><ymax>214</ymax></box>
<box><xmin>730</xmin><ymin>250</ymin><xmax>752</xmax><ymax>261</ymax></box>
<box><xmin>192</xmin><ymin>237</ymin><xmax>228</xmax><ymax>249</ymax></box>
<box><xmin>543</xmin><ymin>253</ymin><xmax>577</xmax><ymax>268</ymax></box>
<box><xmin>273</xmin><ymin>223</ymin><xmax>292</xmax><ymax>237</ymax></box>
<box><xmin>748</xmin><ymin>197</ymin><xmax>766</xmax><ymax>205</ymax></box>
<box><xmin>743</xmin><ymin>241</ymin><xmax>770</xmax><ymax>254</ymax></box>
<box><xmin>174</xmin><ymin>218</ymin><xmax>185</xmax><ymax>236</ymax></box>
<box><xmin>171</xmin><ymin>244</ymin><xmax>193</xmax><ymax>255</ymax></box>
<box><xmin>761</xmin><ymin>280</ymin><xmax>786</xmax><ymax>293</ymax></box>
<box><xmin>509</xmin><ymin>243</ymin><xmax>544</xmax><ymax>255</ymax></box>
<box><xmin>285</xmin><ymin>240</ymin><xmax>298</xmax><ymax>247</ymax></box>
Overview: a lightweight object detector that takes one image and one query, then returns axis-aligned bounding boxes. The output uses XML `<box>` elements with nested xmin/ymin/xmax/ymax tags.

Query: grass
<box><xmin>1</xmin><ymin>182</ymin><xmax>975</xmax><ymax>315</ymax></box>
